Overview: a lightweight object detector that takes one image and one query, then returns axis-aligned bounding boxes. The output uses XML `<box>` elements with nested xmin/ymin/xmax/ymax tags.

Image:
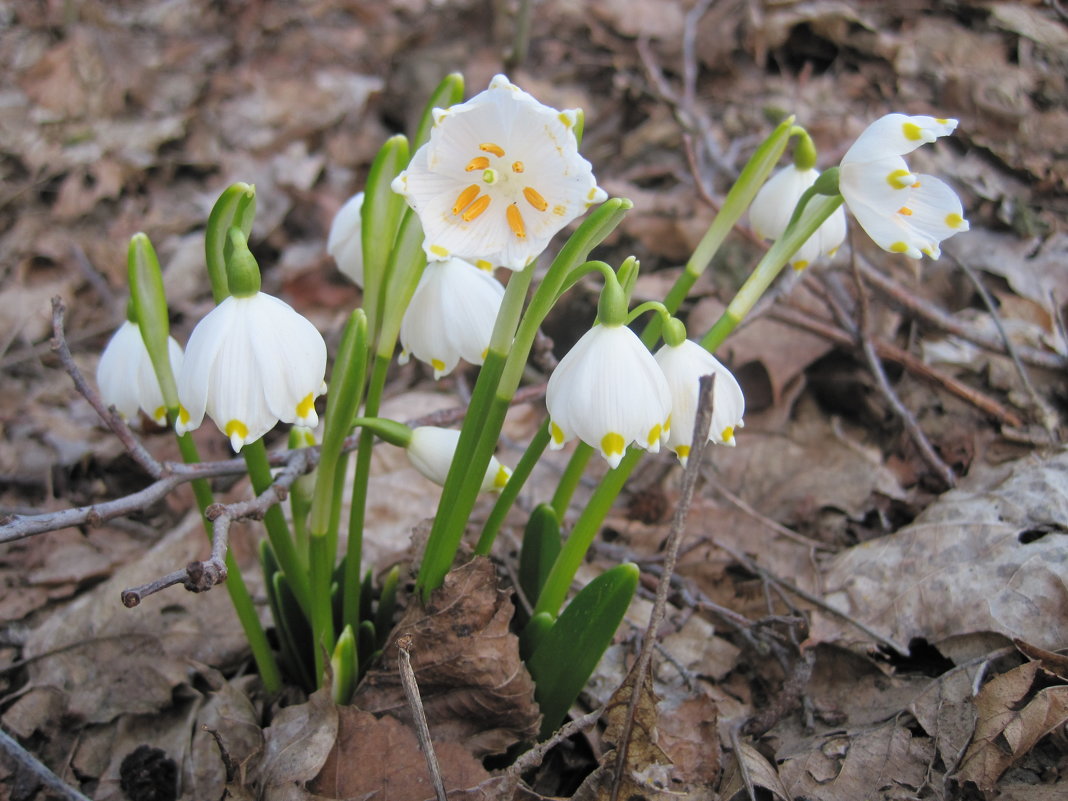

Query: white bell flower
<box><xmin>398</xmin><ymin>257</ymin><xmax>505</xmax><ymax>378</ymax></box>
<box><xmin>546</xmin><ymin>324</ymin><xmax>672</xmax><ymax>469</ymax></box>
<box><xmin>654</xmin><ymin>340</ymin><xmax>745</xmax><ymax>466</ymax></box>
<box><xmin>391</xmin><ymin>74</ymin><xmax>608</xmax><ymax>271</ymax></box>
<box><xmin>177</xmin><ymin>292</ymin><xmax>327</xmax><ymax>452</ymax></box>
<box><xmin>749</xmin><ymin>165</ymin><xmax>847</xmax><ymax>270</ymax></box>
<box><xmin>406</xmin><ymin>426</ymin><xmax>511</xmax><ymax>491</ymax></box>
<box><xmin>839</xmin><ymin>114</ymin><xmax>969</xmax><ymax>259</ymax></box>
<box><xmin>327</xmin><ymin>191</ymin><xmax>364</xmax><ymax>287</ymax></box>
<box><xmin>96</xmin><ymin>320</ymin><xmax>183</xmax><ymax>425</ymax></box>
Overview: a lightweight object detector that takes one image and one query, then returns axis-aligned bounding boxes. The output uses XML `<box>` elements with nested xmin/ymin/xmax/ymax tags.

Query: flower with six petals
<box><xmin>97</xmin><ymin>320</ymin><xmax>184</xmax><ymax>425</ymax></box>
<box><xmin>654</xmin><ymin>339</ymin><xmax>745</xmax><ymax>465</ymax></box>
<box><xmin>546</xmin><ymin>324</ymin><xmax>672</xmax><ymax>469</ymax></box>
<box><xmin>391</xmin><ymin>74</ymin><xmax>607</xmax><ymax>271</ymax></box>
<box><xmin>177</xmin><ymin>292</ymin><xmax>327</xmax><ymax>452</ymax></box>
<box><xmin>399</xmin><ymin>257</ymin><xmax>505</xmax><ymax>378</ymax></box>
<box><xmin>839</xmin><ymin>114</ymin><xmax>968</xmax><ymax>259</ymax></box>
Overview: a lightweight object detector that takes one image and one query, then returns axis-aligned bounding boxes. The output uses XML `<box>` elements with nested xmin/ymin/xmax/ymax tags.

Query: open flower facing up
<box><xmin>97</xmin><ymin>320</ymin><xmax>184</xmax><ymax>425</ymax></box>
<box><xmin>654</xmin><ymin>340</ymin><xmax>745</xmax><ymax>466</ymax></box>
<box><xmin>177</xmin><ymin>293</ymin><xmax>327</xmax><ymax>452</ymax></box>
<box><xmin>749</xmin><ymin>165</ymin><xmax>847</xmax><ymax>270</ymax></box>
<box><xmin>546</xmin><ymin>324</ymin><xmax>672</xmax><ymax>469</ymax></box>
<box><xmin>399</xmin><ymin>257</ymin><xmax>504</xmax><ymax>378</ymax></box>
<box><xmin>391</xmin><ymin>74</ymin><xmax>607</xmax><ymax>271</ymax></box>
<box><xmin>406</xmin><ymin>426</ymin><xmax>511</xmax><ymax>491</ymax></box>
<box><xmin>839</xmin><ymin>114</ymin><xmax>968</xmax><ymax>259</ymax></box>
<box><xmin>327</xmin><ymin>191</ymin><xmax>365</xmax><ymax>287</ymax></box>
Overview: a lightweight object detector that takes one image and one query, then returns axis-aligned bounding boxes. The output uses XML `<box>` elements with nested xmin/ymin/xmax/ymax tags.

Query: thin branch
<box><xmin>397</xmin><ymin>635</ymin><xmax>448</xmax><ymax>801</ymax></box>
<box><xmin>0</xmin><ymin>726</ymin><xmax>94</xmax><ymax>801</ymax></box>
<box><xmin>609</xmin><ymin>375</ymin><xmax>716</xmax><ymax>801</ymax></box>
<box><xmin>52</xmin><ymin>297</ymin><xmax>162</xmax><ymax>478</ymax></box>
<box><xmin>507</xmin><ymin>707</ymin><xmax>604</xmax><ymax>778</ymax></box>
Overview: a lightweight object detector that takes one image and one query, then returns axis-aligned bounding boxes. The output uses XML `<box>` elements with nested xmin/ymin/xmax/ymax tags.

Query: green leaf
<box><xmin>357</xmin><ymin>619</ymin><xmax>377</xmax><ymax>671</ymax></box>
<box><xmin>519</xmin><ymin>611</ymin><xmax>554</xmax><ymax>661</ymax></box>
<box><xmin>412</xmin><ymin>72</ymin><xmax>464</xmax><ymax>152</ymax></box>
<box><xmin>271</xmin><ymin>569</ymin><xmax>316</xmax><ymax>692</ymax></box>
<box><xmin>331</xmin><ymin>624</ymin><xmax>358</xmax><ymax>704</ymax></box>
<box><xmin>127</xmin><ymin>233</ymin><xmax>179</xmax><ymax>412</ymax></box>
<box><xmin>518</xmin><ymin>504</ymin><xmax>561</xmax><ymax>607</ymax></box>
<box><xmin>374</xmin><ymin>565</ymin><xmax>400</xmax><ymax>648</ymax></box>
<box><xmin>526</xmin><ymin>563</ymin><xmax>639</xmax><ymax>739</ymax></box>
<box><xmin>361</xmin><ymin>135</ymin><xmax>410</xmax><ymax>340</ymax></box>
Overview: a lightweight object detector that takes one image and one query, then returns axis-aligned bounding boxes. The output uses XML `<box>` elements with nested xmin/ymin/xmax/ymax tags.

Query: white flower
<box><xmin>546</xmin><ymin>324</ymin><xmax>672</xmax><ymax>469</ymax></box>
<box><xmin>399</xmin><ymin>257</ymin><xmax>505</xmax><ymax>378</ymax></box>
<box><xmin>654</xmin><ymin>340</ymin><xmax>745</xmax><ymax>465</ymax></box>
<box><xmin>839</xmin><ymin>114</ymin><xmax>969</xmax><ymax>259</ymax></box>
<box><xmin>177</xmin><ymin>293</ymin><xmax>327</xmax><ymax>452</ymax></box>
<box><xmin>406</xmin><ymin>426</ymin><xmax>511</xmax><ymax>491</ymax></box>
<box><xmin>391</xmin><ymin>74</ymin><xmax>608</xmax><ymax>271</ymax></box>
<box><xmin>96</xmin><ymin>320</ymin><xmax>183</xmax><ymax>425</ymax></box>
<box><xmin>328</xmin><ymin>191</ymin><xmax>364</xmax><ymax>287</ymax></box>
<box><xmin>749</xmin><ymin>165</ymin><xmax>847</xmax><ymax>270</ymax></box>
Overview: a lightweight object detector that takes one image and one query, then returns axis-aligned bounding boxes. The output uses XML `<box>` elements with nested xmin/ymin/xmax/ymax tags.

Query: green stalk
<box><xmin>550</xmin><ymin>442</ymin><xmax>592</xmax><ymax>518</ymax></box>
<box><xmin>475</xmin><ymin>421</ymin><xmax>551</xmax><ymax>555</ymax></box>
<box><xmin>242</xmin><ymin>439</ymin><xmax>310</xmax><ymax>616</ymax></box>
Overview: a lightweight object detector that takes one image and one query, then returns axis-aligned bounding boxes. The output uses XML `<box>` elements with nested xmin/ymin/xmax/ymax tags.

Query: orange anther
<box><xmin>461</xmin><ymin>194</ymin><xmax>491</xmax><ymax>221</ymax></box>
<box><xmin>506</xmin><ymin>204</ymin><xmax>526</xmax><ymax>239</ymax></box>
<box><xmin>451</xmin><ymin>184</ymin><xmax>480</xmax><ymax>215</ymax></box>
<box><xmin>523</xmin><ymin>186</ymin><xmax>548</xmax><ymax>212</ymax></box>
<box><xmin>898</xmin><ymin>207</ymin><xmax>913</xmax><ymax>216</ymax></box>
<box><xmin>511</xmin><ymin>161</ymin><xmax>525</xmax><ymax>173</ymax></box>
<box><xmin>465</xmin><ymin>156</ymin><xmax>490</xmax><ymax>172</ymax></box>
<box><xmin>479</xmin><ymin>142</ymin><xmax>505</xmax><ymax>157</ymax></box>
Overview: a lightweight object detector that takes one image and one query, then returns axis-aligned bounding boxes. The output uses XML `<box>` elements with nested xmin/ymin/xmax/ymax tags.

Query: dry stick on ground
<box><xmin>843</xmin><ymin>259</ymin><xmax>958</xmax><ymax>488</ymax></box>
<box><xmin>0</xmin><ymin>726</ymin><xmax>94</xmax><ymax>801</ymax></box>
<box><xmin>51</xmin><ymin>297</ymin><xmax>163</xmax><ymax>478</ymax></box>
<box><xmin>608</xmin><ymin>375</ymin><xmax>716</xmax><ymax>801</ymax></box>
<box><xmin>120</xmin><ymin>447</ymin><xmax>311</xmax><ymax>605</ymax></box>
<box><xmin>397</xmin><ymin>635</ymin><xmax>448</xmax><ymax>801</ymax></box>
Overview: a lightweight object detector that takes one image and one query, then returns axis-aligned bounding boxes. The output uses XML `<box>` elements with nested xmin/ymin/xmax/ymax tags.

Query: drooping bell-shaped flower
<box><xmin>406</xmin><ymin>426</ymin><xmax>511</xmax><ymax>492</ymax></box>
<box><xmin>391</xmin><ymin>74</ymin><xmax>607</xmax><ymax>271</ymax></box>
<box><xmin>654</xmin><ymin>339</ymin><xmax>745</xmax><ymax>466</ymax></box>
<box><xmin>177</xmin><ymin>231</ymin><xmax>327</xmax><ymax>452</ymax></box>
<box><xmin>749</xmin><ymin>165</ymin><xmax>847</xmax><ymax>270</ymax></box>
<box><xmin>97</xmin><ymin>320</ymin><xmax>184</xmax><ymax>425</ymax></box>
<box><xmin>328</xmin><ymin>191</ymin><xmax>365</xmax><ymax>287</ymax></box>
<box><xmin>399</xmin><ymin>257</ymin><xmax>505</xmax><ymax>378</ymax></box>
<box><xmin>546</xmin><ymin>324</ymin><xmax>672</xmax><ymax>469</ymax></box>
<box><xmin>839</xmin><ymin>114</ymin><xmax>969</xmax><ymax>259</ymax></box>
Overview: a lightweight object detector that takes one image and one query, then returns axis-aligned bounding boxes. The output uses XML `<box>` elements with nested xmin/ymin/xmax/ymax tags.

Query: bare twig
<box><xmin>609</xmin><ymin>375</ymin><xmax>716</xmax><ymax>801</ymax></box>
<box><xmin>120</xmin><ymin>448</ymin><xmax>311</xmax><ymax>606</ymax></box>
<box><xmin>397</xmin><ymin>635</ymin><xmax>448</xmax><ymax>801</ymax></box>
<box><xmin>507</xmin><ymin>707</ymin><xmax>604</xmax><ymax>778</ymax></box>
<box><xmin>0</xmin><ymin>726</ymin><xmax>94</xmax><ymax>801</ymax></box>
<box><xmin>52</xmin><ymin>297</ymin><xmax>163</xmax><ymax>478</ymax></box>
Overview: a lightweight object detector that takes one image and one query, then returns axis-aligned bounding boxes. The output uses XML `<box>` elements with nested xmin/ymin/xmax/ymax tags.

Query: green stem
<box><xmin>308</xmin><ymin>529</ymin><xmax>335</xmax><ymax>686</ymax></box>
<box><xmin>242</xmin><ymin>439</ymin><xmax>310</xmax><ymax>616</ymax></box>
<box><xmin>475</xmin><ymin>421</ymin><xmax>551</xmax><ymax>555</ymax></box>
<box><xmin>177</xmin><ymin>432</ymin><xmax>282</xmax><ymax>693</ymax></box>
<box><xmin>550</xmin><ymin>442</ymin><xmax>592</xmax><ymax>518</ymax></box>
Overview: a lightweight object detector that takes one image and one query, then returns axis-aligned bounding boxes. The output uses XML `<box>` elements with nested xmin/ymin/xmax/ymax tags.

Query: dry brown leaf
<box><xmin>777</xmin><ymin>722</ymin><xmax>936</xmax><ymax>801</ymax></box>
<box><xmin>954</xmin><ymin>661</ymin><xmax>1068</xmax><ymax>794</ymax></box>
<box><xmin>909</xmin><ymin>661</ymin><xmax>985</xmax><ymax>773</ymax></box>
<box><xmin>189</xmin><ymin>676</ymin><xmax>265</xmax><ymax>799</ymax></box>
<box><xmin>353</xmin><ymin>557</ymin><xmax>540</xmax><ymax>757</ymax></box>
<box><xmin>249</xmin><ymin>687</ymin><xmax>338</xmax><ymax>795</ymax></box>
<box><xmin>810</xmin><ymin>449</ymin><xmax>1068</xmax><ymax>652</ymax></box>
<box><xmin>310</xmin><ymin>706</ymin><xmax>490</xmax><ymax>800</ymax></box>
<box><xmin>718</xmin><ymin>739</ymin><xmax>791</xmax><ymax>801</ymax></box>
<box><xmin>1014</xmin><ymin>639</ymin><xmax>1068</xmax><ymax>681</ymax></box>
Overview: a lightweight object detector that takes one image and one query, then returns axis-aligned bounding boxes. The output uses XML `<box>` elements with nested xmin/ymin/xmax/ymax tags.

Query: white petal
<box><xmin>749</xmin><ymin>165</ymin><xmax>817</xmax><ymax>241</ymax></box>
<box><xmin>328</xmin><ymin>191</ymin><xmax>365</xmax><ymax>286</ymax></box>
<box><xmin>135</xmin><ymin>336</ymin><xmax>183</xmax><ymax>424</ymax></box>
<box><xmin>406</xmin><ymin>425</ymin><xmax>508</xmax><ymax>492</ymax></box>
<box><xmin>97</xmin><ymin>321</ymin><xmax>148</xmax><ymax>421</ymax></box>
<box><xmin>178</xmin><ymin>300</ymin><xmax>241</xmax><ymax>434</ymax></box>
<box><xmin>842</xmin><ymin>114</ymin><xmax>958</xmax><ymax>165</ymax></box>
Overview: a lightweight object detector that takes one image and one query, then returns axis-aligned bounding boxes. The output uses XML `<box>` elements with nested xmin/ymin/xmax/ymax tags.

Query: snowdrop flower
<box><xmin>327</xmin><ymin>191</ymin><xmax>364</xmax><ymax>287</ymax></box>
<box><xmin>97</xmin><ymin>320</ymin><xmax>183</xmax><ymax>425</ymax></box>
<box><xmin>546</xmin><ymin>324</ymin><xmax>672</xmax><ymax>469</ymax></box>
<box><xmin>391</xmin><ymin>74</ymin><xmax>607</xmax><ymax>271</ymax></box>
<box><xmin>406</xmin><ymin>426</ymin><xmax>511</xmax><ymax>491</ymax></box>
<box><xmin>749</xmin><ymin>165</ymin><xmax>847</xmax><ymax>270</ymax></box>
<box><xmin>654</xmin><ymin>340</ymin><xmax>745</xmax><ymax>466</ymax></box>
<box><xmin>839</xmin><ymin>114</ymin><xmax>968</xmax><ymax>259</ymax></box>
<box><xmin>177</xmin><ymin>293</ymin><xmax>327</xmax><ymax>452</ymax></box>
<box><xmin>399</xmin><ymin>257</ymin><xmax>505</xmax><ymax>378</ymax></box>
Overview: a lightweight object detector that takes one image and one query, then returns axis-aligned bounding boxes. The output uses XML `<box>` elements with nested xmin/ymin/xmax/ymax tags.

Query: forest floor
<box><xmin>2</xmin><ymin>1</ymin><xmax>1068</xmax><ymax>799</ymax></box>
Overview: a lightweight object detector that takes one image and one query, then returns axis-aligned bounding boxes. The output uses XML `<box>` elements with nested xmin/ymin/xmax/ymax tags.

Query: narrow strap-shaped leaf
<box><xmin>518</xmin><ymin>504</ymin><xmax>562</xmax><ymax>607</ymax></box>
<box><xmin>331</xmin><ymin>624</ymin><xmax>358</xmax><ymax>705</ymax></box>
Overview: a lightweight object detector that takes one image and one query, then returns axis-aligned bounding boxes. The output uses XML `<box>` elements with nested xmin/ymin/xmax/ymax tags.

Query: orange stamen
<box><xmin>511</xmin><ymin>161</ymin><xmax>524</xmax><ymax>173</ymax></box>
<box><xmin>506</xmin><ymin>204</ymin><xmax>526</xmax><ymax>239</ymax></box>
<box><xmin>479</xmin><ymin>142</ymin><xmax>505</xmax><ymax>157</ymax></box>
<box><xmin>461</xmin><ymin>194</ymin><xmax>491</xmax><ymax>221</ymax></box>
<box><xmin>451</xmin><ymin>184</ymin><xmax>480</xmax><ymax>215</ymax></box>
<box><xmin>523</xmin><ymin>186</ymin><xmax>548</xmax><ymax>212</ymax></box>
<box><xmin>898</xmin><ymin>207</ymin><xmax>913</xmax><ymax>216</ymax></box>
<box><xmin>465</xmin><ymin>156</ymin><xmax>490</xmax><ymax>172</ymax></box>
